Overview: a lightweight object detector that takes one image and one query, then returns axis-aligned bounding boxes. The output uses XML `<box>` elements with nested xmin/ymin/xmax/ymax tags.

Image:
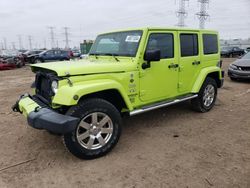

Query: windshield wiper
<box><xmin>101</xmin><ymin>53</ymin><xmax>120</xmax><ymax>62</ymax></box>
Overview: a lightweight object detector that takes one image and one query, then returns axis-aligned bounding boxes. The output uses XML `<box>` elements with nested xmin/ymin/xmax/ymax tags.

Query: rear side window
<box><xmin>146</xmin><ymin>33</ymin><xmax>174</xmax><ymax>59</ymax></box>
<box><xmin>180</xmin><ymin>34</ymin><xmax>198</xmax><ymax>57</ymax></box>
<box><xmin>203</xmin><ymin>34</ymin><xmax>218</xmax><ymax>54</ymax></box>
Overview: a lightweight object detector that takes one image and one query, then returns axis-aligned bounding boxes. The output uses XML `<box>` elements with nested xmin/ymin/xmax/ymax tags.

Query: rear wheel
<box><xmin>191</xmin><ymin>77</ymin><xmax>217</xmax><ymax>112</ymax></box>
<box><xmin>63</xmin><ymin>98</ymin><xmax>122</xmax><ymax>159</ymax></box>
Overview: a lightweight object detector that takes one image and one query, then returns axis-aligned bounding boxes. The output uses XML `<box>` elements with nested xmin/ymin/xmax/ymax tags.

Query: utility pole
<box><xmin>63</xmin><ymin>27</ymin><xmax>70</xmax><ymax>49</ymax></box>
<box><xmin>176</xmin><ymin>0</ymin><xmax>189</xmax><ymax>27</ymax></box>
<box><xmin>0</xmin><ymin>42</ymin><xmax>3</xmax><ymax>50</ymax></box>
<box><xmin>196</xmin><ymin>0</ymin><xmax>210</xmax><ymax>29</ymax></box>
<box><xmin>28</xmin><ymin>35</ymin><xmax>33</xmax><ymax>50</ymax></box>
<box><xmin>48</xmin><ymin>26</ymin><xmax>55</xmax><ymax>49</ymax></box>
<box><xmin>12</xmin><ymin>42</ymin><xmax>16</xmax><ymax>50</ymax></box>
<box><xmin>18</xmin><ymin>35</ymin><xmax>23</xmax><ymax>50</ymax></box>
<box><xmin>44</xmin><ymin>39</ymin><xmax>47</xmax><ymax>49</ymax></box>
<box><xmin>3</xmin><ymin>38</ymin><xmax>7</xmax><ymax>50</ymax></box>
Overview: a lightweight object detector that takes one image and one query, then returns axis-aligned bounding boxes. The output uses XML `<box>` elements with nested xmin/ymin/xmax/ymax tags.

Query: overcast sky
<box><xmin>0</xmin><ymin>0</ymin><xmax>249</xmax><ymax>49</ymax></box>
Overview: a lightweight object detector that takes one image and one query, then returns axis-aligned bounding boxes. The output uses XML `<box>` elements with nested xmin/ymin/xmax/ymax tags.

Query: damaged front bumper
<box><xmin>12</xmin><ymin>94</ymin><xmax>79</xmax><ymax>134</ymax></box>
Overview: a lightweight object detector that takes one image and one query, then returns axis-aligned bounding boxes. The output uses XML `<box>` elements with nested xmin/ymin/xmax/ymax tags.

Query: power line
<box><xmin>176</xmin><ymin>0</ymin><xmax>189</xmax><ymax>27</ymax></box>
<box><xmin>63</xmin><ymin>27</ymin><xmax>70</xmax><ymax>49</ymax></box>
<box><xmin>48</xmin><ymin>26</ymin><xmax>56</xmax><ymax>49</ymax></box>
<box><xmin>196</xmin><ymin>0</ymin><xmax>210</xmax><ymax>29</ymax></box>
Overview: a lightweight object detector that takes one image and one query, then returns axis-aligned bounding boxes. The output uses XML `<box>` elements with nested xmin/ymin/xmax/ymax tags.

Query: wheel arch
<box><xmin>191</xmin><ymin>67</ymin><xmax>222</xmax><ymax>93</ymax></box>
<box><xmin>52</xmin><ymin>79</ymin><xmax>133</xmax><ymax>112</ymax></box>
<box><xmin>78</xmin><ymin>89</ymin><xmax>129</xmax><ymax>113</ymax></box>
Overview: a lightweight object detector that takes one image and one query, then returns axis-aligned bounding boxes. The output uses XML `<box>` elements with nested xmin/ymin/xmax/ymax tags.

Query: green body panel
<box><xmin>191</xmin><ymin>66</ymin><xmax>222</xmax><ymax>93</ymax></box>
<box><xmin>24</xmin><ymin>27</ymin><xmax>222</xmax><ymax>113</ymax></box>
<box><xmin>18</xmin><ymin>97</ymin><xmax>40</xmax><ymax>117</ymax></box>
<box><xmin>53</xmin><ymin>78</ymin><xmax>134</xmax><ymax>110</ymax></box>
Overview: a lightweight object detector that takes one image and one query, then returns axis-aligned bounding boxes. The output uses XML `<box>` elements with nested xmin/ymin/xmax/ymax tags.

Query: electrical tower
<box><xmin>18</xmin><ymin>35</ymin><xmax>23</xmax><ymax>50</ymax></box>
<box><xmin>48</xmin><ymin>27</ymin><xmax>56</xmax><ymax>49</ymax></box>
<box><xmin>12</xmin><ymin>42</ymin><xmax>16</xmax><ymax>50</ymax></box>
<box><xmin>28</xmin><ymin>35</ymin><xmax>33</xmax><ymax>50</ymax></box>
<box><xmin>63</xmin><ymin>27</ymin><xmax>70</xmax><ymax>49</ymax></box>
<box><xmin>196</xmin><ymin>0</ymin><xmax>210</xmax><ymax>29</ymax></box>
<box><xmin>3</xmin><ymin>38</ymin><xmax>7</xmax><ymax>50</ymax></box>
<box><xmin>176</xmin><ymin>0</ymin><xmax>189</xmax><ymax>27</ymax></box>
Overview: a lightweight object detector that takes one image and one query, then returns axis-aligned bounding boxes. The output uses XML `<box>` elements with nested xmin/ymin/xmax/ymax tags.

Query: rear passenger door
<box><xmin>178</xmin><ymin>32</ymin><xmax>201</xmax><ymax>93</ymax></box>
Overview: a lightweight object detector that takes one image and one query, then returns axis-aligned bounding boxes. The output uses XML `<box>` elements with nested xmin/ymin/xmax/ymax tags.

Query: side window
<box><xmin>203</xmin><ymin>34</ymin><xmax>218</xmax><ymax>55</ymax></box>
<box><xmin>46</xmin><ymin>51</ymin><xmax>54</xmax><ymax>55</ymax></box>
<box><xmin>146</xmin><ymin>33</ymin><xmax>174</xmax><ymax>59</ymax></box>
<box><xmin>180</xmin><ymin>34</ymin><xmax>198</xmax><ymax>57</ymax></box>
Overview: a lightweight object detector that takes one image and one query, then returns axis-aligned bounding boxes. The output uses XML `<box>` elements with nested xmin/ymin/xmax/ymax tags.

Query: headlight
<box><xmin>51</xmin><ymin>80</ymin><xmax>58</xmax><ymax>94</ymax></box>
<box><xmin>229</xmin><ymin>64</ymin><xmax>238</xmax><ymax>70</ymax></box>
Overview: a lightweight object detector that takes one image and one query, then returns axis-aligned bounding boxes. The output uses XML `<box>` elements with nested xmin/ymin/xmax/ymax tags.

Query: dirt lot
<box><xmin>0</xmin><ymin>58</ymin><xmax>249</xmax><ymax>188</ymax></box>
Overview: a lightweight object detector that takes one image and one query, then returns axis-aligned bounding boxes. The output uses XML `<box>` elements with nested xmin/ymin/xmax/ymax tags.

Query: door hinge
<box><xmin>139</xmin><ymin>71</ymin><xmax>145</xmax><ymax>78</ymax></box>
<box><xmin>139</xmin><ymin>90</ymin><xmax>146</xmax><ymax>97</ymax></box>
<box><xmin>178</xmin><ymin>65</ymin><xmax>184</xmax><ymax>72</ymax></box>
<box><xmin>178</xmin><ymin>82</ymin><xmax>183</xmax><ymax>88</ymax></box>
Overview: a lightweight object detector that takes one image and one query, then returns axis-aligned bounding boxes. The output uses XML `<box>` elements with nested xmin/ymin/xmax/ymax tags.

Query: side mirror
<box><xmin>142</xmin><ymin>49</ymin><xmax>161</xmax><ymax>69</ymax></box>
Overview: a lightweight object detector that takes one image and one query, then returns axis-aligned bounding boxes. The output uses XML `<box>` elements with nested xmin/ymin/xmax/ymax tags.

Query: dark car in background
<box><xmin>72</xmin><ymin>49</ymin><xmax>81</xmax><ymax>58</ymax></box>
<box><xmin>228</xmin><ymin>52</ymin><xmax>250</xmax><ymax>81</ymax></box>
<box><xmin>221</xmin><ymin>46</ymin><xmax>245</xmax><ymax>57</ymax></box>
<box><xmin>22</xmin><ymin>50</ymin><xmax>44</xmax><ymax>64</ymax></box>
<box><xmin>34</xmin><ymin>49</ymin><xmax>72</xmax><ymax>63</ymax></box>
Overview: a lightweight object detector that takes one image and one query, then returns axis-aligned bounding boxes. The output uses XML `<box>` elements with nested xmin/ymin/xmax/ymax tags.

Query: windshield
<box><xmin>222</xmin><ymin>47</ymin><xmax>233</xmax><ymax>51</ymax></box>
<box><xmin>89</xmin><ymin>30</ymin><xmax>142</xmax><ymax>57</ymax></box>
<box><xmin>241</xmin><ymin>52</ymin><xmax>250</xmax><ymax>59</ymax></box>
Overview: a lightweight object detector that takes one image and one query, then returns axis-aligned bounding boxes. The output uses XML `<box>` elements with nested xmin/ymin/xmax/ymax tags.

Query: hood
<box><xmin>30</xmin><ymin>58</ymin><xmax>136</xmax><ymax>76</ymax></box>
<box><xmin>233</xmin><ymin>59</ymin><xmax>250</xmax><ymax>67</ymax></box>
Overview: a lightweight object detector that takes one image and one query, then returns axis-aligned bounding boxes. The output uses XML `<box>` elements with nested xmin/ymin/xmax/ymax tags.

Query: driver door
<box><xmin>139</xmin><ymin>31</ymin><xmax>179</xmax><ymax>102</ymax></box>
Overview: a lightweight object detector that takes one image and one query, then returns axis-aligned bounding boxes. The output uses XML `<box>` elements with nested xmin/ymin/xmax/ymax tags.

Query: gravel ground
<box><xmin>0</xmin><ymin>58</ymin><xmax>249</xmax><ymax>188</ymax></box>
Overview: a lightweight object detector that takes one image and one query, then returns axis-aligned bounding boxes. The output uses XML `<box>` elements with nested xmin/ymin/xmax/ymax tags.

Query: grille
<box><xmin>239</xmin><ymin>66</ymin><xmax>250</xmax><ymax>71</ymax></box>
<box><xmin>35</xmin><ymin>72</ymin><xmax>54</xmax><ymax>102</ymax></box>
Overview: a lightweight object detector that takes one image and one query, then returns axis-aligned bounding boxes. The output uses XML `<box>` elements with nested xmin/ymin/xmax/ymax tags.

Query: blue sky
<box><xmin>0</xmin><ymin>0</ymin><xmax>249</xmax><ymax>49</ymax></box>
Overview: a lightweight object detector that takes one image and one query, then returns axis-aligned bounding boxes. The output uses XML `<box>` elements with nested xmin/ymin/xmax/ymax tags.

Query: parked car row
<box><xmin>0</xmin><ymin>50</ymin><xmax>25</xmax><ymax>71</ymax></box>
<box><xmin>221</xmin><ymin>46</ymin><xmax>245</xmax><ymax>58</ymax></box>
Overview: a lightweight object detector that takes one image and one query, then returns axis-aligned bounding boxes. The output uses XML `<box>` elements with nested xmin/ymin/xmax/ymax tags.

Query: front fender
<box><xmin>52</xmin><ymin>79</ymin><xmax>133</xmax><ymax>110</ymax></box>
<box><xmin>191</xmin><ymin>66</ymin><xmax>222</xmax><ymax>93</ymax></box>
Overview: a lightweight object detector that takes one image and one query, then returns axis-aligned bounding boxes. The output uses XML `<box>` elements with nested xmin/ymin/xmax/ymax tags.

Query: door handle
<box><xmin>192</xmin><ymin>61</ymin><xmax>200</xmax><ymax>65</ymax></box>
<box><xmin>168</xmin><ymin>64</ymin><xmax>179</xmax><ymax>69</ymax></box>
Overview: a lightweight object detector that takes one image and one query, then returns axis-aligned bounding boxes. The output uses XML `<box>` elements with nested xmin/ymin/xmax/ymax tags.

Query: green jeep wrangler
<box><xmin>13</xmin><ymin>28</ymin><xmax>224</xmax><ymax>159</ymax></box>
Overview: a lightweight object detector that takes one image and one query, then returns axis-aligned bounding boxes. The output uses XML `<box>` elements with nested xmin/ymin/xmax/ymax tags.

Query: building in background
<box><xmin>80</xmin><ymin>40</ymin><xmax>94</xmax><ymax>54</ymax></box>
<box><xmin>220</xmin><ymin>38</ymin><xmax>250</xmax><ymax>49</ymax></box>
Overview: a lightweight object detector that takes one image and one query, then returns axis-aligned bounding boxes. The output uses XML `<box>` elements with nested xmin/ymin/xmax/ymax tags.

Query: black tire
<box><xmin>63</xmin><ymin>98</ymin><xmax>122</xmax><ymax>159</ymax></box>
<box><xmin>191</xmin><ymin>77</ymin><xmax>217</xmax><ymax>113</ymax></box>
<box><xmin>230</xmin><ymin>77</ymin><xmax>237</xmax><ymax>81</ymax></box>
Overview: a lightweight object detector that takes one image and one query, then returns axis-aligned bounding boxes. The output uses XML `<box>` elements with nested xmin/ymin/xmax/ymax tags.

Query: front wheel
<box><xmin>191</xmin><ymin>77</ymin><xmax>217</xmax><ymax>112</ymax></box>
<box><xmin>63</xmin><ymin>98</ymin><xmax>122</xmax><ymax>159</ymax></box>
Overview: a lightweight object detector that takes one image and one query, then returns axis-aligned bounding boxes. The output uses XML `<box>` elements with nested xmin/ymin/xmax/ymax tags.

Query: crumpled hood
<box><xmin>233</xmin><ymin>59</ymin><xmax>250</xmax><ymax>67</ymax></box>
<box><xmin>31</xmin><ymin>58</ymin><xmax>136</xmax><ymax>76</ymax></box>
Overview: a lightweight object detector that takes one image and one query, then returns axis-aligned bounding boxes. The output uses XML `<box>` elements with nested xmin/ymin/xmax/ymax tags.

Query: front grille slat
<box><xmin>35</xmin><ymin>72</ymin><xmax>55</xmax><ymax>103</ymax></box>
<box><xmin>239</xmin><ymin>66</ymin><xmax>250</xmax><ymax>71</ymax></box>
